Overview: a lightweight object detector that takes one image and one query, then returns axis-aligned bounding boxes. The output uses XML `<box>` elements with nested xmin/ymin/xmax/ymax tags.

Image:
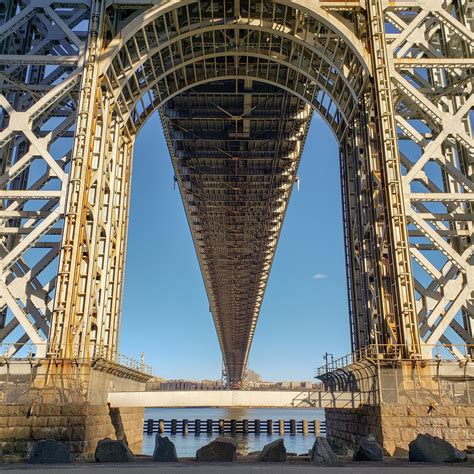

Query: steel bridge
<box><xmin>0</xmin><ymin>1</ymin><xmax>473</xmax><ymax>387</ymax></box>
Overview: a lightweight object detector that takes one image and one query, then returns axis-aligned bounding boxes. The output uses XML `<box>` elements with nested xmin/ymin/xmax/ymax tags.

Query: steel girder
<box><xmin>0</xmin><ymin>0</ymin><xmax>90</xmax><ymax>357</ymax></box>
<box><xmin>385</xmin><ymin>0</ymin><xmax>474</xmax><ymax>358</ymax></box>
<box><xmin>0</xmin><ymin>1</ymin><xmax>472</xmax><ymax>382</ymax></box>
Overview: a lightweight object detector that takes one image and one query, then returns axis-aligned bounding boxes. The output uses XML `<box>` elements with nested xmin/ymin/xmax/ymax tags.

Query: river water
<box><xmin>142</xmin><ymin>407</ymin><xmax>325</xmax><ymax>457</ymax></box>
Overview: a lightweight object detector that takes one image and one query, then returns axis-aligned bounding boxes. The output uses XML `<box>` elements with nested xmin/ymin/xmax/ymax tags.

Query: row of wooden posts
<box><xmin>144</xmin><ymin>419</ymin><xmax>325</xmax><ymax>436</ymax></box>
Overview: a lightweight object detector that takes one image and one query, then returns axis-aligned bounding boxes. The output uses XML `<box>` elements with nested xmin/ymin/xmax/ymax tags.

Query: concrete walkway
<box><xmin>108</xmin><ymin>390</ymin><xmax>360</xmax><ymax>408</ymax></box>
<box><xmin>2</xmin><ymin>463</ymin><xmax>473</xmax><ymax>473</ymax></box>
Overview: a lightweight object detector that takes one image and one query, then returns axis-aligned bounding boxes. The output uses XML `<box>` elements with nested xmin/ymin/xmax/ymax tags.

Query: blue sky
<box><xmin>119</xmin><ymin>113</ymin><xmax>350</xmax><ymax>382</ymax></box>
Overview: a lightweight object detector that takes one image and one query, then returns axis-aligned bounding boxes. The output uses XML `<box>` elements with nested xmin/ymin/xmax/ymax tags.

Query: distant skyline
<box><xmin>119</xmin><ymin>113</ymin><xmax>350</xmax><ymax>382</ymax></box>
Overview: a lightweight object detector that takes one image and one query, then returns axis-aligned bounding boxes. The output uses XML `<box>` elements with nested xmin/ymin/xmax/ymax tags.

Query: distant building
<box><xmin>243</xmin><ymin>368</ymin><xmax>263</xmax><ymax>383</ymax></box>
<box><xmin>146</xmin><ymin>379</ymin><xmax>224</xmax><ymax>391</ymax></box>
<box><xmin>145</xmin><ymin>373</ymin><xmax>323</xmax><ymax>391</ymax></box>
<box><xmin>248</xmin><ymin>380</ymin><xmax>322</xmax><ymax>390</ymax></box>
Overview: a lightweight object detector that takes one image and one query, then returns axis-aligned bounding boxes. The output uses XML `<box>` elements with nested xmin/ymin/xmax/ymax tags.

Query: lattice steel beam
<box><xmin>385</xmin><ymin>0</ymin><xmax>474</xmax><ymax>357</ymax></box>
<box><xmin>0</xmin><ymin>0</ymin><xmax>89</xmax><ymax>357</ymax></box>
<box><xmin>1</xmin><ymin>1</ymin><xmax>472</xmax><ymax>383</ymax></box>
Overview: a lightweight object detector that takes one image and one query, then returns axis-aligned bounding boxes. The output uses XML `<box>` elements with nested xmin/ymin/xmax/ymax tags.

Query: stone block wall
<box><xmin>325</xmin><ymin>406</ymin><xmax>382</xmax><ymax>452</ymax></box>
<box><xmin>0</xmin><ymin>403</ymin><xmax>144</xmax><ymax>461</ymax></box>
<box><xmin>109</xmin><ymin>407</ymin><xmax>144</xmax><ymax>452</ymax></box>
<box><xmin>379</xmin><ymin>404</ymin><xmax>474</xmax><ymax>455</ymax></box>
<box><xmin>326</xmin><ymin>404</ymin><xmax>474</xmax><ymax>456</ymax></box>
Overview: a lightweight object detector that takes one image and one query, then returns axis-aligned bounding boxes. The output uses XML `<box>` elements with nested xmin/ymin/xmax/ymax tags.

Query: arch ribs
<box><xmin>0</xmin><ymin>0</ymin><xmax>472</xmax><ymax>377</ymax></box>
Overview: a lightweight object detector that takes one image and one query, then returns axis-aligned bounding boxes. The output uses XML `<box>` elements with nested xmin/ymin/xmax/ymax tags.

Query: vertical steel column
<box><xmin>365</xmin><ymin>0</ymin><xmax>421</xmax><ymax>357</ymax></box>
<box><xmin>50</xmin><ymin>0</ymin><xmax>106</xmax><ymax>358</ymax></box>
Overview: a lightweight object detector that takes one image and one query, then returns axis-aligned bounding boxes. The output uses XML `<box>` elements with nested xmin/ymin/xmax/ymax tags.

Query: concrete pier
<box><xmin>326</xmin><ymin>404</ymin><xmax>474</xmax><ymax>455</ymax></box>
<box><xmin>0</xmin><ymin>403</ymin><xmax>144</xmax><ymax>459</ymax></box>
<box><xmin>0</xmin><ymin>359</ymin><xmax>150</xmax><ymax>460</ymax></box>
<box><xmin>320</xmin><ymin>359</ymin><xmax>474</xmax><ymax>455</ymax></box>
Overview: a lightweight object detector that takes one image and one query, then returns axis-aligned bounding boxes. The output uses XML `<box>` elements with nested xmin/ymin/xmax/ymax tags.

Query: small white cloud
<box><xmin>312</xmin><ymin>273</ymin><xmax>328</xmax><ymax>280</ymax></box>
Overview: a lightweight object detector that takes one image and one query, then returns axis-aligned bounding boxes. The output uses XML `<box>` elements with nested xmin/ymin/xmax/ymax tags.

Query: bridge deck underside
<box><xmin>161</xmin><ymin>80</ymin><xmax>311</xmax><ymax>383</ymax></box>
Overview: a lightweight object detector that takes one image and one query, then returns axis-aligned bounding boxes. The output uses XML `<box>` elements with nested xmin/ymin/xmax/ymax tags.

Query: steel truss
<box><xmin>0</xmin><ymin>1</ymin><xmax>472</xmax><ymax>383</ymax></box>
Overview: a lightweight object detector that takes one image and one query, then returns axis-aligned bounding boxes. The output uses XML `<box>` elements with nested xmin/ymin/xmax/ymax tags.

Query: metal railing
<box><xmin>0</xmin><ymin>342</ymin><xmax>153</xmax><ymax>376</ymax></box>
<box><xmin>316</xmin><ymin>344</ymin><xmax>473</xmax><ymax>376</ymax></box>
<box><xmin>315</xmin><ymin>345</ymin><xmax>473</xmax><ymax>407</ymax></box>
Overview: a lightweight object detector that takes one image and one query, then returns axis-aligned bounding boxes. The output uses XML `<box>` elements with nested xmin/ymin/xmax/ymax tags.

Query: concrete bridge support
<box><xmin>0</xmin><ymin>360</ymin><xmax>148</xmax><ymax>461</ymax></box>
<box><xmin>321</xmin><ymin>360</ymin><xmax>474</xmax><ymax>455</ymax></box>
<box><xmin>326</xmin><ymin>404</ymin><xmax>474</xmax><ymax>456</ymax></box>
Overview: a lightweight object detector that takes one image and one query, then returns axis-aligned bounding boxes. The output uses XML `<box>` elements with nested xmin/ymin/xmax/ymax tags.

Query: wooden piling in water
<box><xmin>314</xmin><ymin>419</ymin><xmax>320</xmax><ymax>436</ymax></box>
<box><xmin>302</xmin><ymin>419</ymin><xmax>308</xmax><ymax>435</ymax></box>
<box><xmin>267</xmin><ymin>419</ymin><xmax>273</xmax><ymax>434</ymax></box>
<box><xmin>254</xmin><ymin>419</ymin><xmax>260</xmax><ymax>434</ymax></box>
<box><xmin>279</xmin><ymin>420</ymin><xmax>284</xmax><ymax>435</ymax></box>
<box><xmin>146</xmin><ymin>419</ymin><xmax>153</xmax><ymax>434</ymax></box>
<box><xmin>143</xmin><ymin>417</ymin><xmax>324</xmax><ymax>436</ymax></box>
<box><xmin>290</xmin><ymin>419</ymin><xmax>296</xmax><ymax>434</ymax></box>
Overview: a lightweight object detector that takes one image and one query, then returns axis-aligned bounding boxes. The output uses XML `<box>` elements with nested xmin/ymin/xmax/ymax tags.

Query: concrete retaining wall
<box><xmin>108</xmin><ymin>389</ymin><xmax>359</xmax><ymax>408</ymax></box>
<box><xmin>326</xmin><ymin>404</ymin><xmax>474</xmax><ymax>455</ymax></box>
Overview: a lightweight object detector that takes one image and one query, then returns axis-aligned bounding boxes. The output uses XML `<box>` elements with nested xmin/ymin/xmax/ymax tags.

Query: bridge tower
<box><xmin>0</xmin><ymin>0</ymin><xmax>472</xmax><ymax>457</ymax></box>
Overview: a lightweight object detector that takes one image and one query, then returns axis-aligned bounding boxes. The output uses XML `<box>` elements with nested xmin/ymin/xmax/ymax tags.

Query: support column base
<box><xmin>325</xmin><ymin>404</ymin><xmax>474</xmax><ymax>456</ymax></box>
<box><xmin>0</xmin><ymin>403</ymin><xmax>144</xmax><ymax>461</ymax></box>
<box><xmin>0</xmin><ymin>360</ymin><xmax>149</xmax><ymax>461</ymax></box>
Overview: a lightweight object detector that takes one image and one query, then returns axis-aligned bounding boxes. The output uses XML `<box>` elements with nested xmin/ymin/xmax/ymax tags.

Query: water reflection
<box><xmin>142</xmin><ymin>407</ymin><xmax>325</xmax><ymax>457</ymax></box>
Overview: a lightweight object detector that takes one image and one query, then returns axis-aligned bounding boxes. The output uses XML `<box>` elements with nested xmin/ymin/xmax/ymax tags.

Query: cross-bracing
<box><xmin>0</xmin><ymin>1</ymin><xmax>472</xmax><ymax>387</ymax></box>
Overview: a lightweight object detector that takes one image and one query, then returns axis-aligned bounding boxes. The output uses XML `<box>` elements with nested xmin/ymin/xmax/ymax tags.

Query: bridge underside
<box><xmin>161</xmin><ymin>81</ymin><xmax>311</xmax><ymax>383</ymax></box>
<box><xmin>0</xmin><ymin>0</ymin><xmax>472</xmax><ymax>387</ymax></box>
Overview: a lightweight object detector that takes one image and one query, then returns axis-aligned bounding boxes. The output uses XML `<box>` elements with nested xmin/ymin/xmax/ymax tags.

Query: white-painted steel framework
<box><xmin>0</xmin><ymin>0</ymin><xmax>472</xmax><ymax>384</ymax></box>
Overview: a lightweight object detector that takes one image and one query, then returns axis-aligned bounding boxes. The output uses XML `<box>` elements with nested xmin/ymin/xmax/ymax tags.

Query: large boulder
<box><xmin>445</xmin><ymin>451</ymin><xmax>468</xmax><ymax>463</ymax></box>
<box><xmin>29</xmin><ymin>439</ymin><xmax>72</xmax><ymax>464</ymax></box>
<box><xmin>257</xmin><ymin>439</ymin><xmax>287</xmax><ymax>462</ymax></box>
<box><xmin>409</xmin><ymin>434</ymin><xmax>466</xmax><ymax>463</ymax></box>
<box><xmin>152</xmin><ymin>435</ymin><xmax>178</xmax><ymax>462</ymax></box>
<box><xmin>196</xmin><ymin>437</ymin><xmax>237</xmax><ymax>462</ymax></box>
<box><xmin>353</xmin><ymin>435</ymin><xmax>384</xmax><ymax>462</ymax></box>
<box><xmin>310</xmin><ymin>436</ymin><xmax>337</xmax><ymax>464</ymax></box>
<box><xmin>95</xmin><ymin>438</ymin><xmax>134</xmax><ymax>463</ymax></box>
